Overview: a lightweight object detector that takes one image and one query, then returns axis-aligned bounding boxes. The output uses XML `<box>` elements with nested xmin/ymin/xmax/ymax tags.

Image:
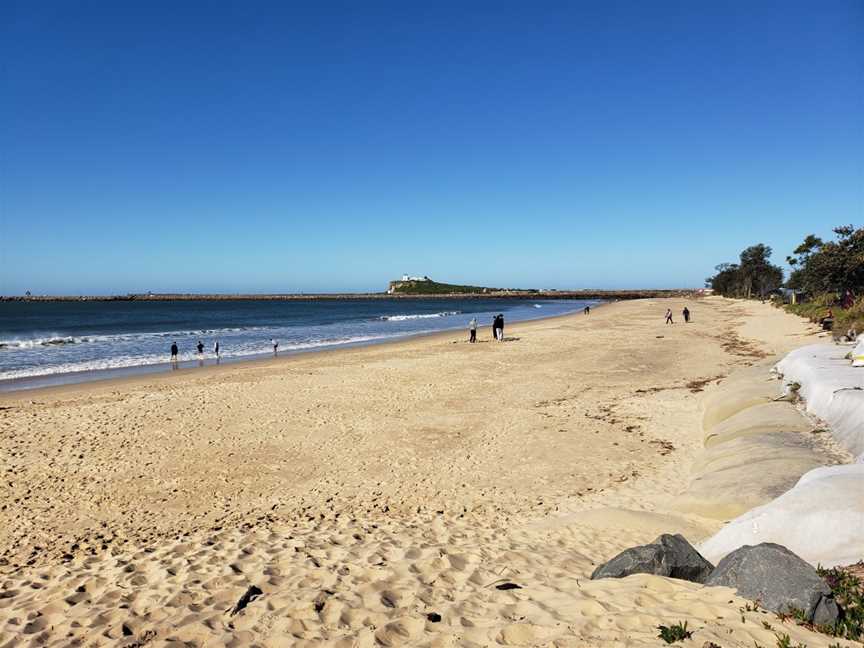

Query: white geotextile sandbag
<box><xmin>853</xmin><ymin>339</ymin><xmax>864</xmax><ymax>367</ymax></box>
<box><xmin>699</xmin><ymin>464</ymin><xmax>864</xmax><ymax>568</ymax></box>
<box><xmin>775</xmin><ymin>344</ymin><xmax>864</xmax><ymax>458</ymax></box>
<box><xmin>796</xmin><ymin>463</ymin><xmax>862</xmax><ymax>485</ymax></box>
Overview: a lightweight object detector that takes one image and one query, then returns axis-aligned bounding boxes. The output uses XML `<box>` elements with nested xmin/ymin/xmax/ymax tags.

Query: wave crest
<box><xmin>379</xmin><ymin>311</ymin><xmax>461</xmax><ymax>322</ymax></box>
<box><xmin>0</xmin><ymin>336</ymin><xmax>87</xmax><ymax>349</ymax></box>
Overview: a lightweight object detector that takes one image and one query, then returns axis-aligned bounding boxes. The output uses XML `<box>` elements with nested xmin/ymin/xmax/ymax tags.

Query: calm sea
<box><xmin>0</xmin><ymin>298</ymin><xmax>595</xmax><ymax>391</ymax></box>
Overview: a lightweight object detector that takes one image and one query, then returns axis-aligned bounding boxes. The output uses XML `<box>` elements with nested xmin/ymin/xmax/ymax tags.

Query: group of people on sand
<box><xmin>665</xmin><ymin>306</ymin><xmax>691</xmax><ymax>325</ymax></box>
<box><xmin>467</xmin><ymin>313</ymin><xmax>505</xmax><ymax>343</ymax></box>
<box><xmin>168</xmin><ymin>303</ymin><xmax>700</xmax><ymax>364</ymax></box>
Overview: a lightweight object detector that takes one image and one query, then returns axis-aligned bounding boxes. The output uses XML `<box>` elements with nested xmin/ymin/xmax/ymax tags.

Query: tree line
<box><xmin>705</xmin><ymin>225</ymin><xmax>863</xmax><ymax>300</ymax></box>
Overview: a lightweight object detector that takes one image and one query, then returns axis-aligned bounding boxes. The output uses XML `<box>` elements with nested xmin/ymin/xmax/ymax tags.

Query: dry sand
<box><xmin>0</xmin><ymin>297</ymin><xmax>851</xmax><ymax>647</ymax></box>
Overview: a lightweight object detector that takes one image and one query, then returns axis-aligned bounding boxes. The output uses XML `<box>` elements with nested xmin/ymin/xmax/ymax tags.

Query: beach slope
<box><xmin>2</xmin><ymin>297</ymin><xmax>847</xmax><ymax>647</ymax></box>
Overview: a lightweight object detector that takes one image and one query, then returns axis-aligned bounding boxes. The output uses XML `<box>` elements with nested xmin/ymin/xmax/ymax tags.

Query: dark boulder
<box><xmin>812</xmin><ymin>595</ymin><xmax>840</xmax><ymax>626</ymax></box>
<box><xmin>705</xmin><ymin>543</ymin><xmax>838</xmax><ymax>624</ymax></box>
<box><xmin>591</xmin><ymin>534</ymin><xmax>714</xmax><ymax>583</ymax></box>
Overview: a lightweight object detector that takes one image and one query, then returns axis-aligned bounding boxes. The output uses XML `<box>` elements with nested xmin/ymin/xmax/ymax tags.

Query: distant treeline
<box><xmin>705</xmin><ymin>224</ymin><xmax>863</xmax><ymax>300</ymax></box>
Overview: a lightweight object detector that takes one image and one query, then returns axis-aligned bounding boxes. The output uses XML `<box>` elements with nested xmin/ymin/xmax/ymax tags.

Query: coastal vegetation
<box><xmin>769</xmin><ymin>565</ymin><xmax>864</xmax><ymax>642</ymax></box>
<box><xmin>656</xmin><ymin>620</ymin><xmax>693</xmax><ymax>643</ymax></box>
<box><xmin>387</xmin><ymin>278</ymin><xmax>514</xmax><ymax>295</ymax></box>
<box><xmin>814</xmin><ymin>565</ymin><xmax>864</xmax><ymax>641</ymax></box>
<box><xmin>784</xmin><ymin>225</ymin><xmax>864</xmax><ymax>333</ymax></box>
<box><xmin>705</xmin><ymin>224</ymin><xmax>864</xmax><ymax>332</ymax></box>
<box><xmin>785</xmin><ymin>225</ymin><xmax>864</xmax><ymax>296</ymax></box>
<box><xmin>705</xmin><ymin>244</ymin><xmax>784</xmax><ymax>299</ymax></box>
<box><xmin>786</xmin><ymin>293</ymin><xmax>864</xmax><ymax>337</ymax></box>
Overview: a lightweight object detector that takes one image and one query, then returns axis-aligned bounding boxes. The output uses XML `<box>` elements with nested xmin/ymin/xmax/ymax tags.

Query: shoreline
<box><xmin>0</xmin><ymin>299</ymin><xmax>604</xmax><ymax>399</ymax></box>
<box><xmin>0</xmin><ymin>299</ymin><xmax>604</xmax><ymax>396</ymax></box>
<box><xmin>4</xmin><ymin>296</ymin><xmax>848</xmax><ymax>648</ymax></box>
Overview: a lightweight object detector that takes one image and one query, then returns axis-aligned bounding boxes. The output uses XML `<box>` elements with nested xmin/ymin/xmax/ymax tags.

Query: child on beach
<box><xmin>665</xmin><ymin>309</ymin><xmax>674</xmax><ymax>324</ymax></box>
<box><xmin>170</xmin><ymin>342</ymin><xmax>178</xmax><ymax>365</ymax></box>
<box><xmin>196</xmin><ymin>340</ymin><xmax>204</xmax><ymax>355</ymax></box>
<box><xmin>272</xmin><ymin>339</ymin><xmax>279</xmax><ymax>355</ymax></box>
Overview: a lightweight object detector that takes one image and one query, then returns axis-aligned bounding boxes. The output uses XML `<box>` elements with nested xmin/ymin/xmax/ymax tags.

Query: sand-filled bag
<box><xmin>853</xmin><ymin>339</ymin><xmax>864</xmax><ymax>367</ymax></box>
<box><xmin>699</xmin><ymin>464</ymin><xmax>864</xmax><ymax>568</ymax></box>
<box><xmin>703</xmin><ymin>402</ymin><xmax>812</xmax><ymax>447</ymax></box>
<box><xmin>775</xmin><ymin>344</ymin><xmax>864</xmax><ymax>458</ymax></box>
<box><xmin>673</xmin><ymin>432</ymin><xmax>825</xmax><ymax>521</ymax></box>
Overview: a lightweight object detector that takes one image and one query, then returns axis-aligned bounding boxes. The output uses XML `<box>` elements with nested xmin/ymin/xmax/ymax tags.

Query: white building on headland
<box><xmin>401</xmin><ymin>274</ymin><xmax>430</xmax><ymax>282</ymax></box>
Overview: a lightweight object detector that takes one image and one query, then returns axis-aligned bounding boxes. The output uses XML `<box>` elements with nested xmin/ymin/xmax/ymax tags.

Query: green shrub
<box><xmin>785</xmin><ymin>294</ymin><xmax>864</xmax><ymax>336</ymax></box>
<box><xmin>816</xmin><ymin>565</ymin><xmax>864</xmax><ymax>641</ymax></box>
<box><xmin>657</xmin><ymin>620</ymin><xmax>694</xmax><ymax>643</ymax></box>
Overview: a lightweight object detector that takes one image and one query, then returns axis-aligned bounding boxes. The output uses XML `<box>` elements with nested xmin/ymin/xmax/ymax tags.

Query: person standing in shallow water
<box><xmin>272</xmin><ymin>339</ymin><xmax>279</xmax><ymax>356</ymax></box>
<box><xmin>170</xmin><ymin>342</ymin><xmax>179</xmax><ymax>367</ymax></box>
<box><xmin>468</xmin><ymin>317</ymin><xmax>477</xmax><ymax>343</ymax></box>
<box><xmin>665</xmin><ymin>308</ymin><xmax>674</xmax><ymax>324</ymax></box>
<box><xmin>683</xmin><ymin>306</ymin><xmax>690</xmax><ymax>323</ymax></box>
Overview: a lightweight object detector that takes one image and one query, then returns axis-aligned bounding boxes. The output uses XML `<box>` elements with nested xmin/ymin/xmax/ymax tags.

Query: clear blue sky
<box><xmin>2</xmin><ymin>1</ymin><xmax>861</xmax><ymax>294</ymax></box>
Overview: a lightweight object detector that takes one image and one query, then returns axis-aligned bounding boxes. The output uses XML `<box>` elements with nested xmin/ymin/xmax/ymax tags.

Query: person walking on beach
<box><xmin>170</xmin><ymin>342</ymin><xmax>179</xmax><ymax>367</ymax></box>
<box><xmin>495</xmin><ymin>314</ymin><xmax>504</xmax><ymax>342</ymax></box>
<box><xmin>468</xmin><ymin>317</ymin><xmax>477</xmax><ymax>343</ymax></box>
<box><xmin>272</xmin><ymin>338</ymin><xmax>279</xmax><ymax>355</ymax></box>
<box><xmin>491</xmin><ymin>316</ymin><xmax>497</xmax><ymax>341</ymax></box>
<box><xmin>682</xmin><ymin>306</ymin><xmax>690</xmax><ymax>323</ymax></box>
<box><xmin>665</xmin><ymin>308</ymin><xmax>674</xmax><ymax>325</ymax></box>
<box><xmin>584</xmin><ymin>305</ymin><xmax>590</xmax><ymax>315</ymax></box>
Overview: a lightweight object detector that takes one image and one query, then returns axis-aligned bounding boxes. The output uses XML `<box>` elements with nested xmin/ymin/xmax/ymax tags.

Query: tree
<box><xmin>706</xmin><ymin>244</ymin><xmax>784</xmax><ymax>298</ymax></box>
<box><xmin>786</xmin><ymin>225</ymin><xmax>863</xmax><ymax>296</ymax></box>
<box><xmin>706</xmin><ymin>263</ymin><xmax>742</xmax><ymax>296</ymax></box>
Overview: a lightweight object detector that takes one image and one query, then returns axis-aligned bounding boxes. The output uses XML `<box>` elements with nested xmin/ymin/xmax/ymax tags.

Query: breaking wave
<box><xmin>379</xmin><ymin>311</ymin><xmax>461</xmax><ymax>322</ymax></box>
<box><xmin>0</xmin><ymin>336</ymin><xmax>87</xmax><ymax>349</ymax></box>
<box><xmin>0</xmin><ymin>332</ymin><xmax>414</xmax><ymax>380</ymax></box>
<box><xmin>0</xmin><ymin>326</ymin><xmax>268</xmax><ymax>350</ymax></box>
<box><xmin>0</xmin><ymin>299</ymin><xmax>597</xmax><ymax>388</ymax></box>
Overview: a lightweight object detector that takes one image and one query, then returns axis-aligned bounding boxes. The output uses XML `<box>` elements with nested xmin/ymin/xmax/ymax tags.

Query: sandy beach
<box><xmin>0</xmin><ymin>297</ymin><xmax>851</xmax><ymax>647</ymax></box>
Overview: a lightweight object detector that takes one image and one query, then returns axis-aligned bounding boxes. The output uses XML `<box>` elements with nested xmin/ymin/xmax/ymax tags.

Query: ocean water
<box><xmin>0</xmin><ymin>298</ymin><xmax>595</xmax><ymax>390</ymax></box>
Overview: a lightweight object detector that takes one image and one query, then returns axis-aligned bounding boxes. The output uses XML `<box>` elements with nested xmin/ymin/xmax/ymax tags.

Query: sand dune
<box><xmin>1</xmin><ymin>297</ymin><xmax>852</xmax><ymax>647</ymax></box>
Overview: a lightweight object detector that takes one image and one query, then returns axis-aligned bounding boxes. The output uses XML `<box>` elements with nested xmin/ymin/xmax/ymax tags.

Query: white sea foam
<box><xmin>0</xmin><ymin>332</ymin><xmax>416</xmax><ymax>380</ymax></box>
<box><xmin>0</xmin><ymin>335</ymin><xmax>90</xmax><ymax>349</ymax></box>
<box><xmin>0</xmin><ymin>326</ymin><xmax>271</xmax><ymax>350</ymax></box>
<box><xmin>0</xmin><ymin>300</ymin><xmax>595</xmax><ymax>386</ymax></box>
<box><xmin>379</xmin><ymin>311</ymin><xmax>461</xmax><ymax>322</ymax></box>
